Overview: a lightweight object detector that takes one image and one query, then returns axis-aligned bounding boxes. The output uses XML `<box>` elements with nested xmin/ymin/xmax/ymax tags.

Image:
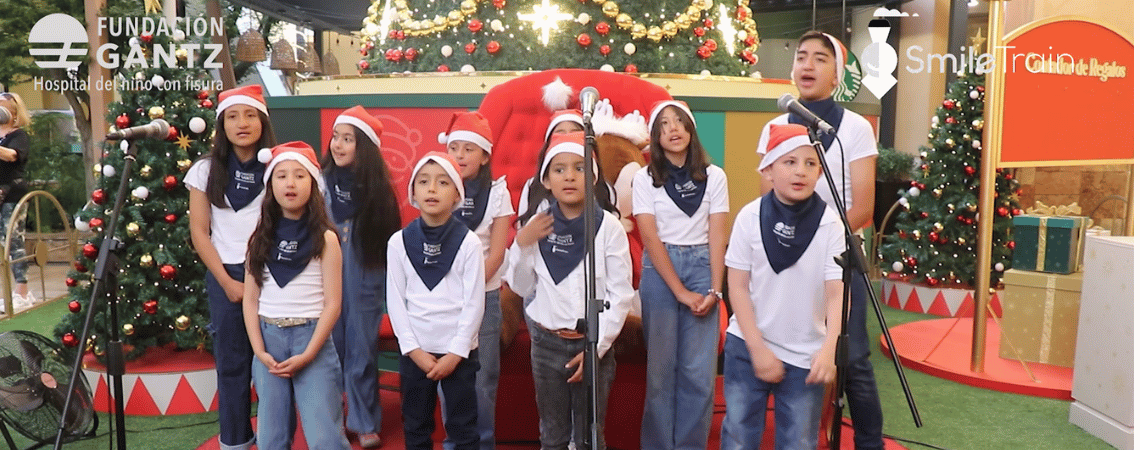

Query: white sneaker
<box><xmin>21</xmin><ymin>292</ymin><xmax>35</xmax><ymax>306</ymax></box>
<box><xmin>12</xmin><ymin>294</ymin><xmax>31</xmax><ymax>311</ymax></box>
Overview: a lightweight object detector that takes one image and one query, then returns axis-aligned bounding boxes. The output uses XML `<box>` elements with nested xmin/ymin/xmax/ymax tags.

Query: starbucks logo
<box><xmin>833</xmin><ymin>50</ymin><xmax>863</xmax><ymax>102</ymax></box>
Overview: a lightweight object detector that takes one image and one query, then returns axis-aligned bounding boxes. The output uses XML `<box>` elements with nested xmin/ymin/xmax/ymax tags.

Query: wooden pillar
<box><xmin>85</xmin><ymin>0</ymin><xmax>111</xmax><ymax>191</ymax></box>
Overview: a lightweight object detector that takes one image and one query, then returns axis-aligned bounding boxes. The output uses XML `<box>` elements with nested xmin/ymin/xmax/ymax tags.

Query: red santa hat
<box><xmin>259</xmin><ymin>141</ymin><xmax>325</xmax><ymax>192</ymax></box>
<box><xmin>759</xmin><ymin>124</ymin><xmax>814</xmax><ymax>171</ymax></box>
<box><xmin>408</xmin><ymin>151</ymin><xmax>466</xmax><ymax>210</ymax></box>
<box><xmin>544</xmin><ymin>109</ymin><xmax>584</xmax><ymax>142</ymax></box>
<box><xmin>647</xmin><ymin>100</ymin><xmax>696</xmax><ymax>129</ymax></box>
<box><xmin>539</xmin><ymin>131</ymin><xmax>596</xmax><ymax>178</ymax></box>
<box><xmin>334</xmin><ymin>105</ymin><xmax>383</xmax><ymax>147</ymax></box>
<box><xmin>216</xmin><ymin>85</ymin><xmax>268</xmax><ymax>119</ymax></box>
<box><xmin>438</xmin><ymin>111</ymin><xmax>493</xmax><ymax>154</ymax></box>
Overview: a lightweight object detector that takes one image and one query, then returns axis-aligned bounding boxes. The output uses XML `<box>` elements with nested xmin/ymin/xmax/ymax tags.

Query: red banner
<box><xmin>998</xmin><ymin>19</ymin><xmax>1133</xmax><ymax>166</ymax></box>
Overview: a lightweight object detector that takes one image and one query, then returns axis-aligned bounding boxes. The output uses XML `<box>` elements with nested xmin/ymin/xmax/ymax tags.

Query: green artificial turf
<box><xmin>0</xmin><ymin>291</ymin><xmax>1119</xmax><ymax>450</ymax></box>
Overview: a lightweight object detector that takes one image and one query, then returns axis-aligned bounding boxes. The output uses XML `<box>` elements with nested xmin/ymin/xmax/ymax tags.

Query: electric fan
<box><xmin>0</xmin><ymin>331</ymin><xmax>96</xmax><ymax>449</ymax></box>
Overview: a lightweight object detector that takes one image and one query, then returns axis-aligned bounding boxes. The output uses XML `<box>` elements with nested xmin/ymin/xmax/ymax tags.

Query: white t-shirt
<box><xmin>631</xmin><ymin>164</ymin><xmax>730</xmax><ymax>246</ymax></box>
<box><xmin>505</xmin><ymin>211</ymin><xmax>633</xmax><ymax>356</ymax></box>
<box><xmin>184</xmin><ymin>158</ymin><xmax>265</xmax><ymax>264</ymax></box>
<box><xmin>469</xmin><ymin>176</ymin><xmax>514</xmax><ymax>291</ymax></box>
<box><xmin>724</xmin><ymin>197</ymin><xmax>844</xmax><ymax>369</ymax></box>
<box><xmin>258</xmin><ymin>258</ymin><xmax>325</xmax><ymax>319</ymax></box>
<box><xmin>385</xmin><ymin>229</ymin><xmax>485</xmax><ymax>357</ymax></box>
<box><xmin>755</xmin><ymin>110</ymin><xmax>878</xmax><ymax>216</ymax></box>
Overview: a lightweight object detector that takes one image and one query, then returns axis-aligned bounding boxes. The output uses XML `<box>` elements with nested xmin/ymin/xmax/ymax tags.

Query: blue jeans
<box><xmin>845</xmin><ymin>280</ymin><xmax>884</xmax><ymax>450</ymax></box>
<box><xmin>639</xmin><ymin>244</ymin><xmax>718</xmax><ymax>450</ymax></box>
<box><xmin>720</xmin><ymin>335</ymin><xmax>824</xmax><ymax>450</ymax></box>
<box><xmin>399</xmin><ymin>349</ymin><xmax>481</xmax><ymax>450</ymax></box>
<box><xmin>253</xmin><ymin>319</ymin><xmax>350</xmax><ymax>450</ymax></box>
<box><xmin>444</xmin><ymin>289</ymin><xmax>502</xmax><ymax>450</ymax></box>
<box><xmin>0</xmin><ymin>203</ymin><xmax>26</xmax><ymax>284</ymax></box>
<box><xmin>331</xmin><ymin>228</ymin><xmax>385</xmax><ymax>435</ymax></box>
<box><xmin>528</xmin><ymin>318</ymin><xmax>616</xmax><ymax>450</ymax></box>
<box><xmin>206</xmin><ymin>263</ymin><xmax>254</xmax><ymax>449</ymax></box>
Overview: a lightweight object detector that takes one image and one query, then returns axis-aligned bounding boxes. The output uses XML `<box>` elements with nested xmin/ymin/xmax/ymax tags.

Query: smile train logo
<box><xmin>861</xmin><ymin>18</ymin><xmax>898</xmax><ymax>99</ymax></box>
<box><xmin>29</xmin><ymin>14</ymin><xmax>88</xmax><ymax>69</ymax></box>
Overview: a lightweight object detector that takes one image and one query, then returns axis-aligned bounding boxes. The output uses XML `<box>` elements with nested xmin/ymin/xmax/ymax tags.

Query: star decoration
<box><xmin>969</xmin><ymin>28</ymin><xmax>986</xmax><ymax>54</ymax></box>
<box><xmin>175</xmin><ymin>133</ymin><xmax>193</xmax><ymax>150</ymax></box>
<box><xmin>518</xmin><ymin>0</ymin><xmax>573</xmax><ymax>46</ymax></box>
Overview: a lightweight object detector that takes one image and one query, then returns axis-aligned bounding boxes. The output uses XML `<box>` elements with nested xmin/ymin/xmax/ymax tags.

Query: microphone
<box><xmin>777</xmin><ymin>93</ymin><xmax>836</xmax><ymax>135</ymax></box>
<box><xmin>580</xmin><ymin>87</ymin><xmax>599</xmax><ymax>122</ymax></box>
<box><xmin>106</xmin><ymin>119</ymin><xmax>170</xmax><ymax>140</ymax></box>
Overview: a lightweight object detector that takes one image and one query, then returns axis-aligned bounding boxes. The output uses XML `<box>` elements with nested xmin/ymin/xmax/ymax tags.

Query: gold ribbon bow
<box><xmin>1026</xmin><ymin>201</ymin><xmax>1082</xmax><ymax>216</ymax></box>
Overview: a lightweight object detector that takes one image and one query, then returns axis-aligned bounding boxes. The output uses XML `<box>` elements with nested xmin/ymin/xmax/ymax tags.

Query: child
<box><xmin>633</xmin><ymin>100</ymin><xmax>728</xmax><ymax>450</ymax></box>
<box><xmin>518</xmin><ymin>110</ymin><xmax>615</xmax><ymax>224</ymax></box>
<box><xmin>242</xmin><ymin>142</ymin><xmax>349</xmax><ymax>450</ymax></box>
<box><xmin>722</xmin><ymin>124</ymin><xmax>843</xmax><ymax>450</ymax></box>
<box><xmin>323</xmin><ymin>106</ymin><xmax>402</xmax><ymax>448</ymax></box>
<box><xmin>755</xmin><ymin>31</ymin><xmax>883</xmax><ymax>450</ymax></box>
<box><xmin>440</xmin><ymin>112</ymin><xmax>513</xmax><ymax>450</ymax></box>
<box><xmin>186</xmin><ymin>85</ymin><xmax>276</xmax><ymax>450</ymax></box>
<box><xmin>386</xmin><ymin>152</ymin><xmax>485</xmax><ymax>450</ymax></box>
<box><xmin>506</xmin><ymin>132</ymin><xmax>633</xmax><ymax>450</ymax></box>
<box><xmin>0</xmin><ymin>92</ymin><xmax>31</xmax><ymax>309</ymax></box>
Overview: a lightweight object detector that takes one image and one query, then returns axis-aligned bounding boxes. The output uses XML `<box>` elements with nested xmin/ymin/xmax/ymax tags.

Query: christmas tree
<box><xmin>53</xmin><ymin>5</ymin><xmax>221</xmax><ymax>359</ymax></box>
<box><xmin>357</xmin><ymin>0</ymin><xmax>760</xmax><ymax>75</ymax></box>
<box><xmin>878</xmin><ymin>69</ymin><xmax>1022</xmax><ymax>289</ymax></box>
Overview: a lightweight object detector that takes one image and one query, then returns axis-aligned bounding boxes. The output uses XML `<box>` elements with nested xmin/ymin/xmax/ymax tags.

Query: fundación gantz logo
<box><xmin>29</xmin><ymin>14</ymin><xmax>88</xmax><ymax>70</ymax></box>
<box><xmin>859</xmin><ymin>7</ymin><xmax>911</xmax><ymax>99</ymax></box>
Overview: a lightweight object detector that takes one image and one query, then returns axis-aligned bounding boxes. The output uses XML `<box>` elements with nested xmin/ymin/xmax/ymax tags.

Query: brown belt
<box><xmin>537</xmin><ymin>324</ymin><xmax>584</xmax><ymax>339</ymax></box>
<box><xmin>259</xmin><ymin>315</ymin><xmax>317</xmax><ymax>328</ymax></box>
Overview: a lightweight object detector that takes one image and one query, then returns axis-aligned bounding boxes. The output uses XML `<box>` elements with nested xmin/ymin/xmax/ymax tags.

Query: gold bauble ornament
<box><xmin>447</xmin><ymin>10</ymin><xmax>462</xmax><ymax>27</ymax></box>
<box><xmin>140</xmin><ymin>165</ymin><xmax>153</xmax><ymax>178</ymax></box>
<box><xmin>695</xmin><ymin>0</ymin><xmax>712</xmax><ymax>10</ymax></box>
<box><xmin>601</xmin><ymin>1</ymin><xmax>619</xmax><ymax>18</ymax></box>
<box><xmin>123</xmin><ymin>324</ymin><xmax>135</xmax><ymax>335</ymax></box>
<box><xmin>94</xmin><ymin>346</ymin><xmax>105</xmax><ymax>356</ymax></box>
<box><xmin>126</xmin><ymin>222</ymin><xmax>141</xmax><ymax>237</ymax></box>
<box><xmin>460</xmin><ymin>0</ymin><xmax>477</xmax><ymax>15</ymax></box>
<box><xmin>932</xmin><ymin>188</ymin><xmax>942</xmax><ymax>198</ymax></box>
<box><xmin>631</xmin><ymin>23</ymin><xmax>647</xmax><ymax>39</ymax></box>
<box><xmin>932</xmin><ymin>222</ymin><xmax>944</xmax><ymax>232</ymax></box>
<box><xmin>148</xmin><ymin>106</ymin><xmax>165</xmax><ymax>119</ymax></box>
<box><xmin>176</xmin><ymin>48</ymin><xmax>188</xmax><ymax>62</ymax></box>
<box><xmin>687</xmin><ymin>6</ymin><xmax>701</xmax><ymax>21</ymax></box>
<box><xmin>966</xmin><ymin>203</ymin><xmax>977</xmax><ymax>212</ymax></box>
<box><xmin>945</xmin><ymin>138</ymin><xmax>955</xmax><ymax>146</ymax></box>
<box><xmin>93</xmin><ymin>164</ymin><xmax>102</xmax><ymax>177</ymax></box>
<box><xmin>957</xmin><ymin>237</ymin><xmax>967</xmax><ymax>245</ymax></box>
<box><xmin>947</xmin><ymin>203</ymin><xmax>956</xmax><ymax>213</ymax></box>
<box><xmin>912</xmin><ymin>230</ymin><xmax>921</xmax><ymax>239</ymax></box>
<box><xmin>176</xmin><ymin>315</ymin><xmax>191</xmax><ymax>331</ymax></box>
<box><xmin>177</xmin><ymin>159</ymin><xmax>192</xmax><ymax>172</ymax></box>
<box><xmin>675</xmin><ymin>13</ymin><xmax>693</xmax><ymax>28</ymax></box>
<box><xmin>972</xmin><ymin>119</ymin><xmax>984</xmax><ymax>130</ymax></box>
<box><xmin>85</xmin><ymin>338</ymin><xmax>95</xmax><ymax>353</ymax></box>
<box><xmin>592</xmin><ymin>0</ymin><xmax>605</xmax><ymax>4</ymax></box>
<box><xmin>398</xmin><ymin>10</ymin><xmax>412</xmax><ymax>22</ymax></box>
<box><xmin>662</xmin><ymin>21</ymin><xmax>678</xmax><ymax>38</ymax></box>
<box><xmin>140</xmin><ymin>254</ymin><xmax>154</xmax><ymax>267</ymax></box>
<box><xmin>647</xmin><ymin>26</ymin><xmax>663</xmax><ymax>42</ymax></box>
<box><xmin>615</xmin><ymin>13</ymin><xmax>633</xmax><ymax>29</ymax></box>
<box><xmin>393</xmin><ymin>0</ymin><xmax>407</xmax><ymax>9</ymax></box>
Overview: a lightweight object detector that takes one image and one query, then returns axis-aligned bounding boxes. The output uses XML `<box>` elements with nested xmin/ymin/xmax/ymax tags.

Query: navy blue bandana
<box><xmin>327</xmin><ymin>166</ymin><xmax>355</xmax><ymax>223</ymax></box>
<box><xmin>403</xmin><ymin>216</ymin><xmax>466</xmax><ymax>290</ymax></box>
<box><xmin>759</xmin><ymin>192</ymin><xmax>826</xmax><ymax>274</ymax></box>
<box><xmin>538</xmin><ymin>203</ymin><xmax>604</xmax><ymax>284</ymax></box>
<box><xmin>454</xmin><ymin>178</ymin><xmax>490</xmax><ymax>231</ymax></box>
<box><xmin>224</xmin><ymin>152</ymin><xmax>265</xmax><ymax>211</ymax></box>
<box><xmin>787</xmin><ymin>97</ymin><xmax>844</xmax><ymax>150</ymax></box>
<box><xmin>664</xmin><ymin>164</ymin><xmax>706</xmax><ymax>217</ymax></box>
<box><xmin>266</xmin><ymin>214</ymin><xmax>314</xmax><ymax>288</ymax></box>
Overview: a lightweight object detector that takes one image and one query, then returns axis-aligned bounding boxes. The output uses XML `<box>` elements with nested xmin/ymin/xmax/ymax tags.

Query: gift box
<box><xmin>1011</xmin><ymin>214</ymin><xmax>1090</xmax><ymax>274</ymax></box>
<box><xmin>998</xmin><ymin>269</ymin><xmax>1083</xmax><ymax>367</ymax></box>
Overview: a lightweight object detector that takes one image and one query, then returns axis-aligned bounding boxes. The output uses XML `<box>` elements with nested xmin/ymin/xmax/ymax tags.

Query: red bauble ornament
<box><xmin>437</xmin><ymin>65</ymin><xmax>450</xmax><ymax>72</ymax></box>
<box><xmin>363</xmin><ymin>40</ymin><xmax>375</xmax><ymax>51</ymax></box>
<box><xmin>88</xmin><ymin>217</ymin><xmax>104</xmax><ymax>229</ymax></box>
<box><xmin>395</xmin><ymin>30</ymin><xmax>406</xmax><ymax>40</ymax></box>
<box><xmin>703</xmin><ymin>19</ymin><xmax>714</xmax><ymax>28</ymax></box>
<box><xmin>703</xmin><ymin>39</ymin><xmax>718</xmax><ymax>52</ymax></box>
<box><xmin>696</xmin><ymin>46</ymin><xmax>712</xmax><ymax>59</ymax></box>
<box><xmin>577</xmin><ymin>33</ymin><xmax>592</xmax><ymax>47</ymax></box>
<box><xmin>486</xmin><ymin>41</ymin><xmax>501</xmax><ymax>54</ymax></box>
<box><xmin>740</xmin><ymin>50</ymin><xmax>757</xmax><ymax>64</ymax></box>
<box><xmin>140</xmin><ymin>33</ymin><xmax>153</xmax><ymax>44</ymax></box>
<box><xmin>925</xmin><ymin>276</ymin><xmax>939</xmax><ymax>286</ymax></box>
<box><xmin>964</xmin><ymin>166</ymin><xmax>976</xmax><ymax>176</ymax></box>
<box><xmin>492</xmin><ymin>0</ymin><xmax>506</xmax><ymax>8</ymax></box>
<box><xmin>115</xmin><ymin>114</ymin><xmax>131</xmax><ymax>129</ymax></box>
<box><xmin>964</xmin><ymin>218</ymin><xmax>974</xmax><ymax>225</ymax></box>
<box><xmin>68</xmin><ymin>300</ymin><xmax>81</xmax><ymax>313</ymax></box>
<box><xmin>359</xmin><ymin>60</ymin><xmax>371</xmax><ymax>71</ymax></box>
<box><xmin>1006</xmin><ymin>241</ymin><xmax>1016</xmax><ymax>250</ymax></box>
<box><xmin>196</xmin><ymin>90</ymin><xmax>209</xmax><ymax>100</ymax></box>
<box><xmin>159</xmin><ymin>264</ymin><xmax>177</xmax><ymax>280</ymax></box>
<box><xmin>83</xmin><ymin>243</ymin><xmax>98</xmax><ymax>259</ymax></box>
<box><xmin>997</xmin><ymin>206</ymin><xmax>1009</xmax><ymax>217</ymax></box>
<box><xmin>1016</xmin><ymin>188</ymin><xmax>1024</xmax><ymax>195</ymax></box>
<box><xmin>468</xmin><ymin>19</ymin><xmax>483</xmax><ymax>33</ymax></box>
<box><xmin>693</xmin><ymin>27</ymin><xmax>706</xmax><ymax>37</ymax></box>
<box><xmin>404</xmin><ymin>48</ymin><xmax>418</xmax><ymax>62</ymax></box>
<box><xmin>199</xmin><ymin>99</ymin><xmax>213</xmax><ymax>108</ymax></box>
<box><xmin>62</xmin><ymin>333</ymin><xmax>78</xmax><ymax>347</ymax></box>
<box><xmin>906</xmin><ymin>257</ymin><xmax>918</xmax><ymax>267</ymax></box>
<box><xmin>919</xmin><ymin>212</ymin><xmax>929</xmax><ymax>219</ymax></box>
<box><xmin>1012</xmin><ymin>208</ymin><xmax>1022</xmax><ymax>216</ymax></box>
<box><xmin>143</xmin><ymin>299</ymin><xmax>158</xmax><ymax>314</ymax></box>
<box><xmin>744</xmin><ymin>35</ymin><xmax>758</xmax><ymax>47</ymax></box>
<box><xmin>66</xmin><ymin>277</ymin><xmax>78</xmax><ymax>287</ymax></box>
<box><xmin>976</xmin><ymin>86</ymin><xmax>985</xmax><ymax>92</ymax></box>
<box><xmin>166</xmin><ymin>125</ymin><xmax>178</xmax><ymax>141</ymax></box>
<box><xmin>92</xmin><ymin>189</ymin><xmax>106</xmax><ymax>205</ymax></box>
<box><xmin>599</xmin><ymin>45</ymin><xmax>611</xmax><ymax>56</ymax></box>
<box><xmin>465</xmin><ymin>43</ymin><xmax>477</xmax><ymax>54</ymax></box>
<box><xmin>624</xmin><ymin>64</ymin><xmax>638</xmax><ymax>73</ymax></box>
<box><xmin>928</xmin><ymin>232</ymin><xmax>940</xmax><ymax>243</ymax></box>
<box><xmin>735</xmin><ymin>6</ymin><xmax>749</xmax><ymax>20</ymax></box>
<box><xmin>898</xmin><ymin>230</ymin><xmax>907</xmax><ymax>239</ymax></box>
<box><xmin>942</xmin><ymin>99</ymin><xmax>956</xmax><ymax>109</ymax></box>
<box><xmin>164</xmin><ymin>213</ymin><xmax>177</xmax><ymax>224</ymax></box>
<box><xmin>74</xmin><ymin>261</ymin><xmax>87</xmax><ymax>272</ymax></box>
<box><xmin>595</xmin><ymin>22</ymin><xmax>610</xmax><ymax>35</ymax></box>
<box><xmin>388</xmin><ymin>30</ymin><xmax>398</xmax><ymax>39</ymax></box>
<box><xmin>1004</xmin><ymin>173</ymin><xmax>1014</xmax><ymax>180</ymax></box>
<box><xmin>163</xmin><ymin>175</ymin><xmax>178</xmax><ymax>191</ymax></box>
<box><xmin>945</xmin><ymin>116</ymin><xmax>957</xmax><ymax>124</ymax></box>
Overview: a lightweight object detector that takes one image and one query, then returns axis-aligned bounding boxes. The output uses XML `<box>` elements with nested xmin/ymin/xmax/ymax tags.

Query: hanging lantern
<box><xmin>322</xmin><ymin>49</ymin><xmax>341</xmax><ymax>75</ymax></box>
<box><xmin>235</xmin><ymin>28</ymin><xmax>268</xmax><ymax>62</ymax></box>
<box><xmin>269</xmin><ymin>38</ymin><xmax>297</xmax><ymax>70</ymax></box>
<box><xmin>303</xmin><ymin>39</ymin><xmax>322</xmax><ymax>74</ymax></box>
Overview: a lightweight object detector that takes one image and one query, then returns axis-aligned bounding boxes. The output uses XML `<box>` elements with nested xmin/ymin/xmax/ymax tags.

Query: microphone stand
<box><xmin>802</xmin><ymin>127</ymin><xmax>921</xmax><ymax>450</ymax></box>
<box><xmin>54</xmin><ymin>138</ymin><xmax>138</xmax><ymax>450</ymax></box>
<box><xmin>577</xmin><ymin>115</ymin><xmax>606</xmax><ymax>450</ymax></box>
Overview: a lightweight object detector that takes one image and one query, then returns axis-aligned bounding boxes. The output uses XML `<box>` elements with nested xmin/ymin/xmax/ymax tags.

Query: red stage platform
<box><xmin>882</xmin><ymin>318</ymin><xmax>1074</xmax><ymax>400</ymax></box>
